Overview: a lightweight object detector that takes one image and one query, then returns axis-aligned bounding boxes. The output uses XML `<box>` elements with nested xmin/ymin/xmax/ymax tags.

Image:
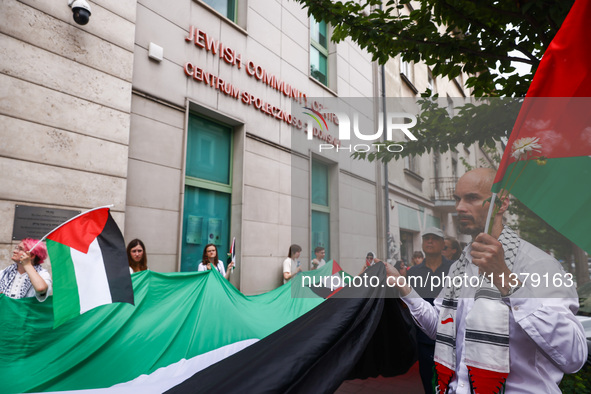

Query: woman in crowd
<box><xmin>411</xmin><ymin>251</ymin><xmax>424</xmax><ymax>266</ymax></box>
<box><xmin>395</xmin><ymin>259</ymin><xmax>408</xmax><ymax>277</ymax></box>
<box><xmin>0</xmin><ymin>238</ymin><xmax>52</xmax><ymax>301</ymax></box>
<box><xmin>283</xmin><ymin>244</ymin><xmax>302</xmax><ymax>283</ymax></box>
<box><xmin>127</xmin><ymin>239</ymin><xmax>148</xmax><ymax>273</ymax></box>
<box><xmin>442</xmin><ymin>238</ymin><xmax>461</xmax><ymax>262</ymax></box>
<box><xmin>359</xmin><ymin>251</ymin><xmax>381</xmax><ymax>275</ymax></box>
<box><xmin>199</xmin><ymin>243</ymin><xmax>233</xmax><ymax>280</ymax></box>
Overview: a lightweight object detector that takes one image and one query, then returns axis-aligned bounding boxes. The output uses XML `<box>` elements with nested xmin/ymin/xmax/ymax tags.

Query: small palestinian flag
<box><xmin>230</xmin><ymin>236</ymin><xmax>236</xmax><ymax>268</ymax></box>
<box><xmin>45</xmin><ymin>207</ymin><xmax>133</xmax><ymax>327</ymax></box>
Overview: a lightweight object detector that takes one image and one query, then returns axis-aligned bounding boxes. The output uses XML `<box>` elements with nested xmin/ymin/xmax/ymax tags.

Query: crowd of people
<box><xmin>0</xmin><ymin>235</ymin><xmax>240</xmax><ymax>302</ymax></box>
<box><xmin>280</xmin><ymin>168</ymin><xmax>587</xmax><ymax>393</ymax></box>
<box><xmin>2</xmin><ymin>167</ymin><xmax>587</xmax><ymax>393</ymax></box>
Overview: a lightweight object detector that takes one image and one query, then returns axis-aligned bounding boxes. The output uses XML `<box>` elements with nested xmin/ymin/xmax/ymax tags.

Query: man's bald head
<box><xmin>454</xmin><ymin>168</ymin><xmax>500</xmax><ymax>237</ymax></box>
<box><xmin>459</xmin><ymin>168</ymin><xmax>496</xmax><ymax>194</ymax></box>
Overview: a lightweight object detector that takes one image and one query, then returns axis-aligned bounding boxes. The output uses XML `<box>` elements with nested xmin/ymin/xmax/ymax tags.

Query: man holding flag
<box><xmin>387</xmin><ymin>168</ymin><xmax>587</xmax><ymax>393</ymax></box>
<box><xmin>388</xmin><ymin>0</ymin><xmax>591</xmax><ymax>390</ymax></box>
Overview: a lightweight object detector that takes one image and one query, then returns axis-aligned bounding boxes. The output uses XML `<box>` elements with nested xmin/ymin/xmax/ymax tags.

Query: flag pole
<box><xmin>484</xmin><ymin>193</ymin><xmax>497</xmax><ymax>235</ymax></box>
<box><xmin>230</xmin><ymin>237</ymin><xmax>236</xmax><ymax>271</ymax></box>
<box><xmin>27</xmin><ymin>204</ymin><xmax>114</xmax><ymax>253</ymax></box>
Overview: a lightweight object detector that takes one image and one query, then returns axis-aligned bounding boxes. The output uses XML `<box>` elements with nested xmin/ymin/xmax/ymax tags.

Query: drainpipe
<box><xmin>381</xmin><ymin>64</ymin><xmax>392</xmax><ymax>263</ymax></box>
<box><xmin>380</xmin><ymin>1</ymin><xmax>391</xmax><ymax>262</ymax></box>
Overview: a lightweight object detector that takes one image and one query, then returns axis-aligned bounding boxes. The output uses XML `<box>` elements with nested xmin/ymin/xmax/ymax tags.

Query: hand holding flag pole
<box><xmin>484</xmin><ymin>193</ymin><xmax>497</xmax><ymax>235</ymax></box>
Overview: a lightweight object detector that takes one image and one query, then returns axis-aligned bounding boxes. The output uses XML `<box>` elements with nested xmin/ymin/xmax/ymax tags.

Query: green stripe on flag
<box><xmin>0</xmin><ymin>270</ymin><xmax>323</xmax><ymax>393</ymax></box>
<box><xmin>495</xmin><ymin>156</ymin><xmax>591</xmax><ymax>253</ymax></box>
<box><xmin>47</xmin><ymin>239</ymin><xmax>81</xmax><ymax>327</ymax></box>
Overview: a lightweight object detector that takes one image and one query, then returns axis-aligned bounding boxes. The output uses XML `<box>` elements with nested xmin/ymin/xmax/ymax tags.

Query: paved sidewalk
<box><xmin>335</xmin><ymin>361</ymin><xmax>424</xmax><ymax>394</ymax></box>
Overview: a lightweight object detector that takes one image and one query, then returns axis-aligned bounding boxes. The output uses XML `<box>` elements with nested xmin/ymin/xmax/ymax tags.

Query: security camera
<box><xmin>68</xmin><ymin>0</ymin><xmax>91</xmax><ymax>25</ymax></box>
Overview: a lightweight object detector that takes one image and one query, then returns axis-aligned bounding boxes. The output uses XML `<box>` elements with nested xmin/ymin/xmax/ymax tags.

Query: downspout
<box><xmin>380</xmin><ymin>3</ymin><xmax>392</xmax><ymax>263</ymax></box>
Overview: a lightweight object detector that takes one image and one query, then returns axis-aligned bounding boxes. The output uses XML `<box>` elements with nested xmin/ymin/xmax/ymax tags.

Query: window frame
<box><xmin>311</xmin><ymin>160</ymin><xmax>331</xmax><ymax>259</ymax></box>
<box><xmin>181</xmin><ymin>113</ymin><xmax>234</xmax><ymax>272</ymax></box>
<box><xmin>199</xmin><ymin>0</ymin><xmax>238</xmax><ymax>22</ymax></box>
<box><xmin>310</xmin><ymin>16</ymin><xmax>329</xmax><ymax>86</ymax></box>
<box><xmin>400</xmin><ymin>57</ymin><xmax>418</xmax><ymax>94</ymax></box>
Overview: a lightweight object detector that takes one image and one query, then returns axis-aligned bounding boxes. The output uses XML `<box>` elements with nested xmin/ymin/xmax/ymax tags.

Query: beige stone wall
<box><xmin>124</xmin><ymin>95</ymin><xmax>185</xmax><ymax>273</ymax></box>
<box><xmin>128</xmin><ymin>0</ymin><xmax>380</xmax><ymax>293</ymax></box>
<box><xmin>0</xmin><ymin>0</ymin><xmax>137</xmax><ymax>269</ymax></box>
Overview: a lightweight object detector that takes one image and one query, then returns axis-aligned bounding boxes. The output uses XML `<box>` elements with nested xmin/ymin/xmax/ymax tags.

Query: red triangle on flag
<box><xmin>46</xmin><ymin>208</ymin><xmax>109</xmax><ymax>253</ymax></box>
<box><xmin>331</xmin><ymin>260</ymin><xmax>344</xmax><ymax>276</ymax></box>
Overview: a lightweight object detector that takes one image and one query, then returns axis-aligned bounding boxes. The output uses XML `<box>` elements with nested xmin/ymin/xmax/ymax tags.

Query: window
<box><xmin>433</xmin><ymin>151</ymin><xmax>441</xmax><ymax>198</ymax></box>
<box><xmin>404</xmin><ymin>155</ymin><xmax>419</xmax><ymax>174</ymax></box>
<box><xmin>400</xmin><ymin>57</ymin><xmax>418</xmax><ymax>93</ymax></box>
<box><xmin>446</xmin><ymin>94</ymin><xmax>454</xmax><ymax>117</ymax></box>
<box><xmin>311</xmin><ymin>161</ymin><xmax>330</xmax><ymax>259</ymax></box>
<box><xmin>181</xmin><ymin>114</ymin><xmax>233</xmax><ymax>271</ymax></box>
<box><xmin>427</xmin><ymin>69</ymin><xmax>435</xmax><ymax>94</ymax></box>
<box><xmin>202</xmin><ymin>0</ymin><xmax>236</xmax><ymax>22</ymax></box>
<box><xmin>310</xmin><ymin>16</ymin><xmax>328</xmax><ymax>86</ymax></box>
<box><xmin>399</xmin><ymin>230</ymin><xmax>414</xmax><ymax>265</ymax></box>
<box><xmin>400</xmin><ymin>58</ymin><xmax>412</xmax><ymax>79</ymax></box>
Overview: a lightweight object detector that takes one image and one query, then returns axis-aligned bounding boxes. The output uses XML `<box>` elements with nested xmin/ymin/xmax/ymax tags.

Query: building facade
<box><xmin>128</xmin><ymin>0</ymin><xmax>384</xmax><ymax>294</ymax></box>
<box><xmin>0</xmin><ymin>1</ymin><xmax>136</xmax><ymax>272</ymax></box>
<box><xmin>1</xmin><ymin>0</ymin><xmax>494</xmax><ymax>294</ymax></box>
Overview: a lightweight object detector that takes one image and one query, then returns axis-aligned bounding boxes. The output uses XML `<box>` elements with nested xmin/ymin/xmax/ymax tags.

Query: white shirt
<box><xmin>402</xmin><ymin>240</ymin><xmax>587</xmax><ymax>393</ymax></box>
<box><xmin>311</xmin><ymin>258</ymin><xmax>326</xmax><ymax>269</ymax></box>
<box><xmin>0</xmin><ymin>266</ymin><xmax>52</xmax><ymax>302</ymax></box>
<box><xmin>283</xmin><ymin>258</ymin><xmax>300</xmax><ymax>284</ymax></box>
<box><xmin>198</xmin><ymin>260</ymin><xmax>226</xmax><ymax>277</ymax></box>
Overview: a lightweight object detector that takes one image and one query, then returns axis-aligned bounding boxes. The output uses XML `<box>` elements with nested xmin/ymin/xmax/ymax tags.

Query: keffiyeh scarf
<box><xmin>0</xmin><ymin>263</ymin><xmax>44</xmax><ymax>299</ymax></box>
<box><xmin>434</xmin><ymin>226</ymin><xmax>520</xmax><ymax>394</ymax></box>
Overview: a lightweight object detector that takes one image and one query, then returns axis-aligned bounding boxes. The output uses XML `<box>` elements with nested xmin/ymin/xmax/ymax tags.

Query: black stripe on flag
<box><xmin>97</xmin><ymin>213</ymin><xmax>134</xmax><ymax>305</ymax></box>
<box><xmin>165</xmin><ymin>263</ymin><xmax>417</xmax><ymax>394</ymax></box>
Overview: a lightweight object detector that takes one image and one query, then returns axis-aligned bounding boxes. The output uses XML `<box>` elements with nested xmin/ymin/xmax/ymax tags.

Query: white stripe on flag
<box><xmin>71</xmin><ymin>238</ymin><xmax>112</xmax><ymax>313</ymax></box>
<box><xmin>38</xmin><ymin>339</ymin><xmax>259</xmax><ymax>393</ymax></box>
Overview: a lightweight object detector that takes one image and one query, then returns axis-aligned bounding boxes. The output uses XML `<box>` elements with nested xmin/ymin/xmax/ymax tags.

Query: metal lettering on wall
<box><xmin>12</xmin><ymin>205</ymin><xmax>81</xmax><ymax>240</ymax></box>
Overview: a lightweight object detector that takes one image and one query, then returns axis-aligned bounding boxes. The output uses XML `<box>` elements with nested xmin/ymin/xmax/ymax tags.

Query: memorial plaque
<box><xmin>12</xmin><ymin>205</ymin><xmax>81</xmax><ymax>240</ymax></box>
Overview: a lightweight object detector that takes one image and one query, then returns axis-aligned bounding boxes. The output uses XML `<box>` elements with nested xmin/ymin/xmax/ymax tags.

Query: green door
<box><xmin>181</xmin><ymin>114</ymin><xmax>232</xmax><ymax>271</ymax></box>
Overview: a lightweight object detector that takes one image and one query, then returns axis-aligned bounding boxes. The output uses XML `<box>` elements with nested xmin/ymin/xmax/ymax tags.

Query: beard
<box><xmin>458</xmin><ymin>214</ymin><xmax>485</xmax><ymax>236</ymax></box>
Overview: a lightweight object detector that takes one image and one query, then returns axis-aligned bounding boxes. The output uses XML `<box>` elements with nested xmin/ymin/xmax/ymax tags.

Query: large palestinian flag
<box><xmin>0</xmin><ymin>264</ymin><xmax>416</xmax><ymax>393</ymax></box>
<box><xmin>492</xmin><ymin>0</ymin><xmax>591</xmax><ymax>254</ymax></box>
<box><xmin>45</xmin><ymin>207</ymin><xmax>133</xmax><ymax>327</ymax></box>
<box><xmin>295</xmin><ymin>258</ymin><xmax>351</xmax><ymax>298</ymax></box>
